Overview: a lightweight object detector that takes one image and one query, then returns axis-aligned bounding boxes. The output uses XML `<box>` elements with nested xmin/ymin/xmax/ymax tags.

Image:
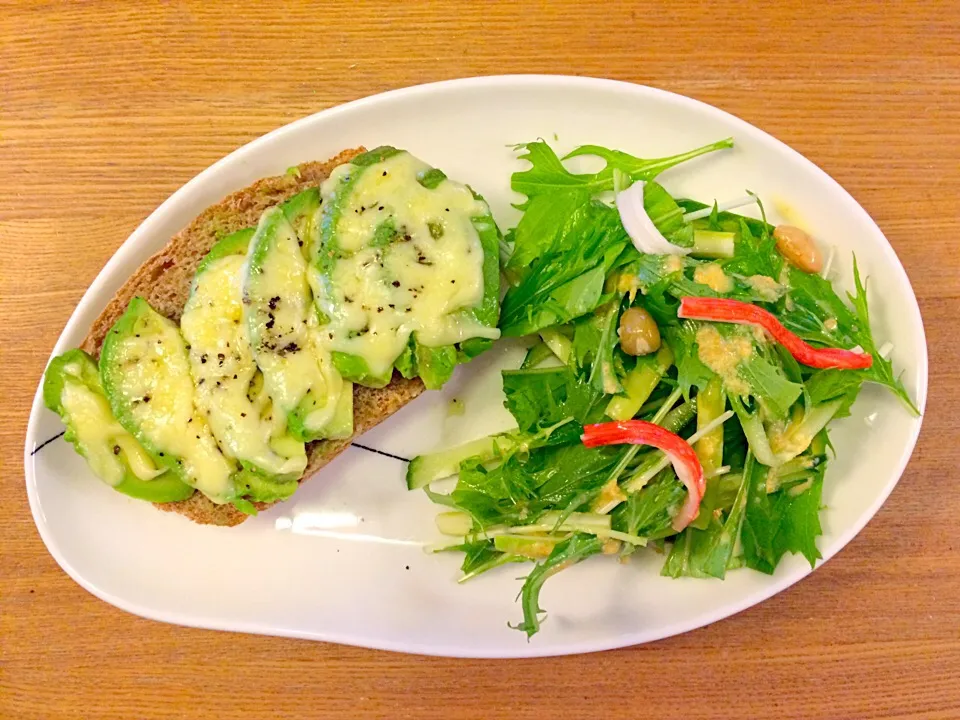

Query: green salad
<box><xmin>407</xmin><ymin>137</ymin><xmax>918</xmax><ymax>638</ymax></box>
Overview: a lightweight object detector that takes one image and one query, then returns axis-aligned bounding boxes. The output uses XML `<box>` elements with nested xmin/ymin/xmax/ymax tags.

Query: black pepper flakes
<box><xmin>113</xmin><ymin>445</ymin><xmax>121</xmax><ymax>455</ymax></box>
<box><xmin>392</xmin><ymin>280</ymin><xmax>400</xmax><ymax>288</ymax></box>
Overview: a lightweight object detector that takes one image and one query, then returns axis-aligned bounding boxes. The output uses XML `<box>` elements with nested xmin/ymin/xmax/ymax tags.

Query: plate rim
<box><xmin>24</xmin><ymin>74</ymin><xmax>929</xmax><ymax>658</ymax></box>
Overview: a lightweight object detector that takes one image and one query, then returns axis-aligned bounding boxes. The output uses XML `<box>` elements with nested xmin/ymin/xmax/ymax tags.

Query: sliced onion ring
<box><xmin>616</xmin><ymin>181</ymin><xmax>690</xmax><ymax>257</ymax></box>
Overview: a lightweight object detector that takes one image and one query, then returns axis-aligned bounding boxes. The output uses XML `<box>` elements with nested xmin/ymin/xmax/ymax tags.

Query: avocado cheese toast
<box><xmin>46</xmin><ymin>146</ymin><xmax>502</xmax><ymax>526</ymax></box>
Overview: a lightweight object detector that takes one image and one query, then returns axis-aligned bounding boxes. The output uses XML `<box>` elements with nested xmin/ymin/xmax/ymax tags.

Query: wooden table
<box><xmin>2</xmin><ymin>2</ymin><xmax>958</xmax><ymax>718</ymax></box>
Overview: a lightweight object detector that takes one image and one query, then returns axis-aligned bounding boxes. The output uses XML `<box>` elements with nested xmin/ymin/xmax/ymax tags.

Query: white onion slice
<box><xmin>616</xmin><ymin>181</ymin><xmax>691</xmax><ymax>256</ymax></box>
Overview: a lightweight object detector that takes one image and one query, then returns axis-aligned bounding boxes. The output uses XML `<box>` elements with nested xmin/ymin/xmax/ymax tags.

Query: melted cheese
<box><xmin>59</xmin><ymin>360</ymin><xmax>165</xmax><ymax>484</ymax></box>
<box><xmin>313</xmin><ymin>152</ymin><xmax>499</xmax><ymax>378</ymax></box>
<box><xmin>61</xmin><ymin>382</ymin><xmax>130</xmax><ymax>486</ymax></box>
<box><xmin>695</xmin><ymin>325</ymin><xmax>753</xmax><ymax>395</ymax></box>
<box><xmin>112</xmin><ymin>311</ymin><xmax>235</xmax><ymax>502</ymax></box>
<box><xmin>244</xmin><ymin>209</ymin><xmax>345</xmax><ymax>434</ymax></box>
<box><xmin>181</xmin><ymin>254</ymin><xmax>307</xmax><ymax>477</ymax></box>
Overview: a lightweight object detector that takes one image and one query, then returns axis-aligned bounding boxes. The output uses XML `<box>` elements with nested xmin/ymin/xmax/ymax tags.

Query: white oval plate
<box><xmin>25</xmin><ymin>76</ymin><xmax>927</xmax><ymax>658</ymax></box>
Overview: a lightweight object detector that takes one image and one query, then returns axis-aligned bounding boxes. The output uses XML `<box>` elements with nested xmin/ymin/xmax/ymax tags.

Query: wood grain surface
<box><xmin>2</xmin><ymin>2</ymin><xmax>959</xmax><ymax>718</ymax></box>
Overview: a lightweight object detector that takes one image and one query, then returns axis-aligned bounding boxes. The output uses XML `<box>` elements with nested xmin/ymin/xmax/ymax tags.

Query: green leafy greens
<box><xmin>410</xmin><ymin>136</ymin><xmax>918</xmax><ymax>639</ymax></box>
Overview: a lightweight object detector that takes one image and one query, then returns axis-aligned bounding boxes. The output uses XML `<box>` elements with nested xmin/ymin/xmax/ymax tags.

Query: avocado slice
<box><xmin>100</xmin><ymin>297</ymin><xmax>237</xmax><ymax>504</ymax></box>
<box><xmin>389</xmin><ymin>337</ymin><xmax>458</xmax><ymax>391</ymax></box>
<box><xmin>243</xmin><ymin>206</ymin><xmax>352</xmax><ymax>442</ymax></box>
<box><xmin>181</xmin><ymin>229</ymin><xmax>309</xmax><ymax>483</ymax></box>
<box><xmin>43</xmin><ymin>349</ymin><xmax>194</xmax><ymax>503</ymax></box>
<box><xmin>194</xmin><ymin>227</ymin><xmax>255</xmax><ymax>277</ymax></box>
<box><xmin>280</xmin><ymin>187</ymin><xmax>321</xmax><ymax>251</ymax></box>
<box><xmin>331</xmin><ymin>351</ymin><xmax>393</xmax><ymax>389</ymax></box>
<box><xmin>309</xmin><ymin>146</ymin><xmax>502</xmax><ymax>390</ymax></box>
<box><xmin>232</xmin><ymin>466</ymin><xmax>298</xmax><ymax>504</ymax></box>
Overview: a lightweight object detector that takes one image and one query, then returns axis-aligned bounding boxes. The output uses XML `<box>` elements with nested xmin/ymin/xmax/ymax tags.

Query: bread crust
<box><xmin>82</xmin><ymin>148</ymin><xmax>424</xmax><ymax>526</ymax></box>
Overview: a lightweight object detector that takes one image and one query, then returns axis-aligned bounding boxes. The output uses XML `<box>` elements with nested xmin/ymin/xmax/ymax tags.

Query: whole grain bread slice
<box><xmin>81</xmin><ymin>148</ymin><xmax>424</xmax><ymax>526</ymax></box>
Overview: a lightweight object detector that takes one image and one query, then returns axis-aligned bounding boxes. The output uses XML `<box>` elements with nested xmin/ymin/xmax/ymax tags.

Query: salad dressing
<box><xmin>745</xmin><ymin>274</ymin><xmax>782</xmax><ymax>302</ymax></box>
<box><xmin>693</xmin><ymin>263</ymin><xmax>733</xmax><ymax>294</ymax></box>
<box><xmin>695</xmin><ymin>325</ymin><xmax>752</xmax><ymax>395</ymax></box>
<box><xmin>662</xmin><ymin>255</ymin><xmax>685</xmax><ymax>275</ymax></box>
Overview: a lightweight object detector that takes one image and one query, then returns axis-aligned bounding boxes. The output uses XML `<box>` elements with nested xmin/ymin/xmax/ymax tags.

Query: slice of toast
<box><xmin>80</xmin><ymin>148</ymin><xmax>424</xmax><ymax>526</ymax></box>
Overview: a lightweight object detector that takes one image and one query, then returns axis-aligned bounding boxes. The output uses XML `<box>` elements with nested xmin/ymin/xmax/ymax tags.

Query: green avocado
<box><xmin>42</xmin><ymin>349</ymin><xmax>194</xmax><ymax>503</ymax></box>
<box><xmin>194</xmin><ymin>228</ymin><xmax>255</xmax><ymax>277</ymax></box>
<box><xmin>310</xmin><ymin>147</ymin><xmax>502</xmax><ymax>391</ymax></box>
<box><xmin>100</xmin><ymin>297</ymin><xmax>237</xmax><ymax>504</ymax></box>
<box><xmin>233</xmin><ymin>465</ymin><xmax>298</xmax><ymax>504</ymax></box>
<box><xmin>280</xmin><ymin>187</ymin><xmax>321</xmax><ymax>250</ymax></box>
<box><xmin>244</xmin><ymin>207</ymin><xmax>352</xmax><ymax>442</ymax></box>
<box><xmin>183</xmin><ymin>229</ymin><xmax>310</xmax><ymax>486</ymax></box>
<box><xmin>387</xmin><ymin>338</ymin><xmax>457</xmax><ymax>390</ymax></box>
<box><xmin>331</xmin><ymin>351</ymin><xmax>393</xmax><ymax>388</ymax></box>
